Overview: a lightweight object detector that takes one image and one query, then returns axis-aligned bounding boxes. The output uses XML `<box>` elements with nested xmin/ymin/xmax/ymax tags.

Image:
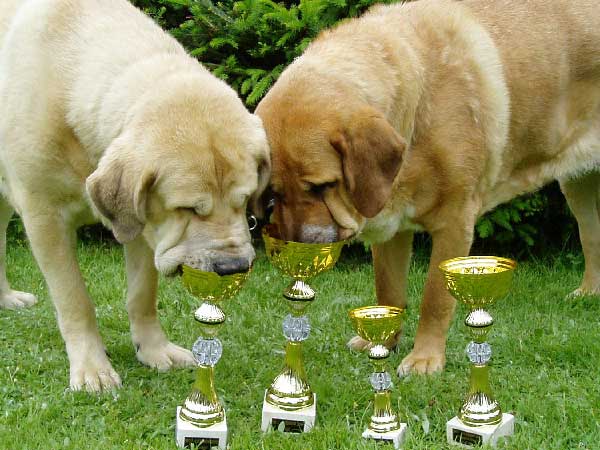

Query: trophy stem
<box><xmin>367</xmin><ymin>346</ymin><xmax>400</xmax><ymax>434</ymax></box>
<box><xmin>265</xmin><ymin>317</ymin><xmax>314</xmax><ymax>410</ymax></box>
<box><xmin>284</xmin><ymin>341</ymin><xmax>308</xmax><ymax>379</ymax></box>
<box><xmin>460</xmin><ymin>308</ymin><xmax>502</xmax><ymax>427</ymax></box>
<box><xmin>176</xmin><ymin>267</ymin><xmax>250</xmax><ymax>449</ymax></box>
<box><xmin>264</xmin><ymin>277</ymin><xmax>315</xmax><ymax>411</ymax></box>
<box><xmin>179</xmin><ymin>302</ymin><xmax>226</xmax><ymax>428</ymax></box>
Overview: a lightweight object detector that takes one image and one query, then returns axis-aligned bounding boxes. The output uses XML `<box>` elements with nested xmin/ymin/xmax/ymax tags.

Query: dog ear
<box><xmin>248</xmin><ymin>122</ymin><xmax>272</xmax><ymax>219</ymax></box>
<box><xmin>249</xmin><ymin>155</ymin><xmax>272</xmax><ymax>219</ymax></box>
<box><xmin>330</xmin><ymin>107</ymin><xmax>405</xmax><ymax>218</ymax></box>
<box><xmin>86</xmin><ymin>138</ymin><xmax>156</xmax><ymax>243</ymax></box>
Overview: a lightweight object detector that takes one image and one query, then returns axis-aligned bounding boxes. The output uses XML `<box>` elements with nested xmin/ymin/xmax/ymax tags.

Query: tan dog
<box><xmin>0</xmin><ymin>0</ymin><xmax>269</xmax><ymax>391</ymax></box>
<box><xmin>256</xmin><ymin>0</ymin><xmax>600</xmax><ymax>376</ymax></box>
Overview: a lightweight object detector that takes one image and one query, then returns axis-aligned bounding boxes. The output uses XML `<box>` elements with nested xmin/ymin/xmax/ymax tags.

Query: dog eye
<box><xmin>308</xmin><ymin>182</ymin><xmax>336</xmax><ymax>196</ymax></box>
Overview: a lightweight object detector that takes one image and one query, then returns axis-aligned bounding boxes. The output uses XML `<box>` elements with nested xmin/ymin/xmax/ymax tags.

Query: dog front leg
<box><xmin>397</xmin><ymin>216</ymin><xmax>474</xmax><ymax>376</ymax></box>
<box><xmin>348</xmin><ymin>230</ymin><xmax>414</xmax><ymax>351</ymax></box>
<box><xmin>125</xmin><ymin>236</ymin><xmax>195</xmax><ymax>370</ymax></box>
<box><xmin>22</xmin><ymin>209</ymin><xmax>121</xmax><ymax>391</ymax></box>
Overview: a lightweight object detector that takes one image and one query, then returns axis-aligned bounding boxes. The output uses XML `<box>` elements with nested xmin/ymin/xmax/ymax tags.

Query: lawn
<box><xmin>0</xmin><ymin>236</ymin><xmax>598</xmax><ymax>449</ymax></box>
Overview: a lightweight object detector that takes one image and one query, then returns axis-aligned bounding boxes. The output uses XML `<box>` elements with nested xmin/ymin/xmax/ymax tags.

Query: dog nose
<box><xmin>213</xmin><ymin>258</ymin><xmax>250</xmax><ymax>275</ymax></box>
<box><xmin>299</xmin><ymin>224</ymin><xmax>338</xmax><ymax>243</ymax></box>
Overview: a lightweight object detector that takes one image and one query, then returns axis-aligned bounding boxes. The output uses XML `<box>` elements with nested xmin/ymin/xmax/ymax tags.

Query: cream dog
<box><xmin>256</xmin><ymin>0</ymin><xmax>600</xmax><ymax>376</ymax></box>
<box><xmin>0</xmin><ymin>0</ymin><xmax>269</xmax><ymax>391</ymax></box>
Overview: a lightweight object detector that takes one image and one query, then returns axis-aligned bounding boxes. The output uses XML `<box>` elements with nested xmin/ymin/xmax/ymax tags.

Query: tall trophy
<box><xmin>175</xmin><ymin>265</ymin><xmax>250</xmax><ymax>448</ymax></box>
<box><xmin>439</xmin><ymin>256</ymin><xmax>517</xmax><ymax>448</ymax></box>
<box><xmin>261</xmin><ymin>224</ymin><xmax>345</xmax><ymax>433</ymax></box>
<box><xmin>349</xmin><ymin>305</ymin><xmax>407</xmax><ymax>449</ymax></box>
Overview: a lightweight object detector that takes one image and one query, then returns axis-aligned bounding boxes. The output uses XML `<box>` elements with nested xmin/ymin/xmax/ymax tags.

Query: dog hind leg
<box><xmin>0</xmin><ymin>197</ymin><xmax>37</xmax><ymax>309</ymax></box>
<box><xmin>560</xmin><ymin>171</ymin><xmax>600</xmax><ymax>297</ymax></box>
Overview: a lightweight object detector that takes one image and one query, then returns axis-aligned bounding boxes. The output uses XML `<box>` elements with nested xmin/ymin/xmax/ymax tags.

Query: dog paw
<box><xmin>566</xmin><ymin>287</ymin><xmax>600</xmax><ymax>300</ymax></box>
<box><xmin>397</xmin><ymin>351</ymin><xmax>445</xmax><ymax>377</ymax></box>
<box><xmin>347</xmin><ymin>335</ymin><xmax>372</xmax><ymax>351</ymax></box>
<box><xmin>347</xmin><ymin>333</ymin><xmax>400</xmax><ymax>352</ymax></box>
<box><xmin>69</xmin><ymin>353</ymin><xmax>122</xmax><ymax>392</ymax></box>
<box><xmin>136</xmin><ymin>341</ymin><xmax>195</xmax><ymax>371</ymax></box>
<box><xmin>0</xmin><ymin>290</ymin><xmax>37</xmax><ymax>309</ymax></box>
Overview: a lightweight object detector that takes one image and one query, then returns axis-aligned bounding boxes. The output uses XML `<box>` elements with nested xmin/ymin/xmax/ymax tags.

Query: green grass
<box><xmin>0</xmin><ymin>238</ymin><xmax>598</xmax><ymax>449</ymax></box>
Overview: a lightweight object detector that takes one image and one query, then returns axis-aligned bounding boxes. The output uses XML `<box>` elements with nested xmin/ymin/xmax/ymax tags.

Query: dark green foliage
<box><xmin>473</xmin><ymin>183</ymin><xmax>578</xmax><ymax>255</ymax></box>
<box><xmin>133</xmin><ymin>0</ymin><xmax>393</xmax><ymax>106</ymax></box>
<box><xmin>477</xmin><ymin>194</ymin><xmax>546</xmax><ymax>248</ymax></box>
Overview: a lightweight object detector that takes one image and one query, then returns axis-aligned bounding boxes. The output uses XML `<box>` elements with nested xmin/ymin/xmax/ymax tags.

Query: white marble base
<box><xmin>175</xmin><ymin>406</ymin><xmax>227</xmax><ymax>449</ymax></box>
<box><xmin>362</xmin><ymin>423</ymin><xmax>407</xmax><ymax>449</ymax></box>
<box><xmin>447</xmin><ymin>413</ymin><xmax>514</xmax><ymax>448</ymax></box>
<box><xmin>261</xmin><ymin>391</ymin><xmax>316</xmax><ymax>433</ymax></box>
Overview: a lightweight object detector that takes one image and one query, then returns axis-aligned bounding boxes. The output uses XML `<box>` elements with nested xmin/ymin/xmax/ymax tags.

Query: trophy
<box><xmin>349</xmin><ymin>305</ymin><xmax>407</xmax><ymax>448</ymax></box>
<box><xmin>175</xmin><ymin>265</ymin><xmax>250</xmax><ymax>449</ymax></box>
<box><xmin>261</xmin><ymin>224</ymin><xmax>345</xmax><ymax>433</ymax></box>
<box><xmin>439</xmin><ymin>256</ymin><xmax>517</xmax><ymax>448</ymax></box>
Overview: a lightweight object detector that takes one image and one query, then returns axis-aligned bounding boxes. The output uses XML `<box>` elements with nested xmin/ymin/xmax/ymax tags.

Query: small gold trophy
<box><xmin>261</xmin><ymin>224</ymin><xmax>345</xmax><ymax>433</ymax></box>
<box><xmin>175</xmin><ymin>265</ymin><xmax>250</xmax><ymax>448</ymax></box>
<box><xmin>439</xmin><ymin>256</ymin><xmax>517</xmax><ymax>448</ymax></box>
<box><xmin>349</xmin><ymin>306</ymin><xmax>407</xmax><ymax>448</ymax></box>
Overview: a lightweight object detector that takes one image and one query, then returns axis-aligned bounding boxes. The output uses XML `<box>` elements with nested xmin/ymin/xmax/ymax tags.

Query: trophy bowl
<box><xmin>349</xmin><ymin>306</ymin><xmax>405</xmax><ymax>346</ymax></box>
<box><xmin>182</xmin><ymin>265</ymin><xmax>250</xmax><ymax>302</ymax></box>
<box><xmin>262</xmin><ymin>224</ymin><xmax>345</xmax><ymax>279</ymax></box>
<box><xmin>438</xmin><ymin>256</ymin><xmax>516</xmax><ymax>308</ymax></box>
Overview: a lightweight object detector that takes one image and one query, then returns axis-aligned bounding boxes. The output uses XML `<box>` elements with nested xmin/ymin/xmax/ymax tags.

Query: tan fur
<box><xmin>256</xmin><ymin>0</ymin><xmax>600</xmax><ymax>375</ymax></box>
<box><xmin>0</xmin><ymin>0</ymin><xmax>269</xmax><ymax>391</ymax></box>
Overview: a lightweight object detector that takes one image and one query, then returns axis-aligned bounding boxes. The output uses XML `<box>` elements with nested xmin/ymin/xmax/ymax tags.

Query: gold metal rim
<box><xmin>181</xmin><ymin>265</ymin><xmax>252</xmax><ymax>282</ymax></box>
<box><xmin>265</xmin><ymin>391</ymin><xmax>315</xmax><ymax>411</ymax></box>
<box><xmin>459</xmin><ymin>409</ymin><xmax>503</xmax><ymax>427</ymax></box>
<box><xmin>348</xmin><ymin>305</ymin><xmax>406</xmax><ymax>321</ymax></box>
<box><xmin>438</xmin><ymin>256</ymin><xmax>517</xmax><ymax>275</ymax></box>
<box><xmin>178</xmin><ymin>407</ymin><xmax>225</xmax><ymax>428</ymax></box>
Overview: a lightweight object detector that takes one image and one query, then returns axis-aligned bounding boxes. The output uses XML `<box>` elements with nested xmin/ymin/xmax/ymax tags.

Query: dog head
<box><xmin>256</xmin><ymin>91</ymin><xmax>405</xmax><ymax>243</ymax></box>
<box><xmin>87</xmin><ymin>77</ymin><xmax>270</xmax><ymax>275</ymax></box>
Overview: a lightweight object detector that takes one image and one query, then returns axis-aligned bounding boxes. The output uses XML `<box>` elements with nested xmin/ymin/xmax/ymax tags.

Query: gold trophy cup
<box><xmin>261</xmin><ymin>224</ymin><xmax>345</xmax><ymax>433</ymax></box>
<box><xmin>439</xmin><ymin>256</ymin><xmax>516</xmax><ymax>448</ymax></box>
<box><xmin>349</xmin><ymin>306</ymin><xmax>407</xmax><ymax>449</ymax></box>
<box><xmin>175</xmin><ymin>265</ymin><xmax>250</xmax><ymax>449</ymax></box>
